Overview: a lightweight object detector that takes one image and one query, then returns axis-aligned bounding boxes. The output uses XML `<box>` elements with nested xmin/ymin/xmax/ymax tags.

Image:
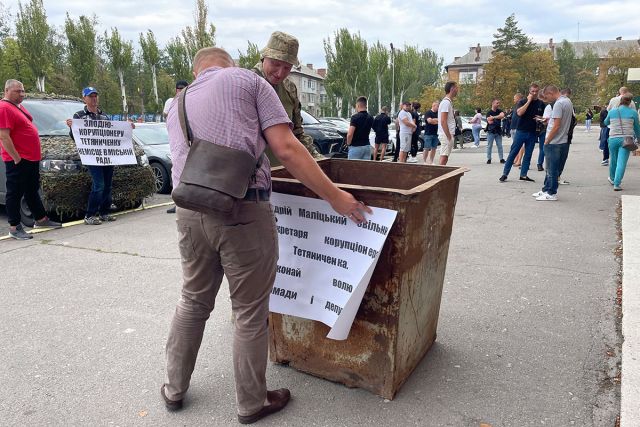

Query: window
<box><xmin>459</xmin><ymin>71</ymin><xmax>477</xmax><ymax>83</ymax></box>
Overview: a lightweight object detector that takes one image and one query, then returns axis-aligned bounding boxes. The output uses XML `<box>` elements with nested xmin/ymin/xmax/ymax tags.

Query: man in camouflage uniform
<box><xmin>253</xmin><ymin>31</ymin><xmax>323</xmax><ymax>164</ymax></box>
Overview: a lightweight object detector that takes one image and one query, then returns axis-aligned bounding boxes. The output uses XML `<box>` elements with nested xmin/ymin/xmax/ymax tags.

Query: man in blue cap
<box><xmin>66</xmin><ymin>87</ymin><xmax>118</xmax><ymax>225</ymax></box>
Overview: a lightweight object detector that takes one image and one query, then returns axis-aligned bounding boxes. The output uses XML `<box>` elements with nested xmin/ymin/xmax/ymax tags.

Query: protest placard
<box><xmin>269</xmin><ymin>192</ymin><xmax>397</xmax><ymax>340</ymax></box>
<box><xmin>71</xmin><ymin>119</ymin><xmax>136</xmax><ymax>166</ymax></box>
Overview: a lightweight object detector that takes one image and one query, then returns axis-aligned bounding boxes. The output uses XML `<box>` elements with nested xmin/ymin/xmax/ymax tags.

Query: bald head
<box><xmin>192</xmin><ymin>47</ymin><xmax>234</xmax><ymax>76</ymax></box>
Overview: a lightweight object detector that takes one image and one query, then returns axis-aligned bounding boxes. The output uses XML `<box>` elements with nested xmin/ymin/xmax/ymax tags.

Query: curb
<box><xmin>621</xmin><ymin>195</ymin><xmax>640</xmax><ymax>427</ymax></box>
<box><xmin>1</xmin><ymin>201</ymin><xmax>175</xmax><ymax>242</ymax></box>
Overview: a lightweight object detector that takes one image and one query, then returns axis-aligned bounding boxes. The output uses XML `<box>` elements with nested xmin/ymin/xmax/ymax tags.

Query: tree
<box><xmin>492</xmin><ymin>14</ymin><xmax>537</xmax><ymax>59</ymax></box>
<box><xmin>65</xmin><ymin>14</ymin><xmax>97</xmax><ymax>90</ymax></box>
<box><xmin>237</xmin><ymin>41</ymin><xmax>260</xmax><ymax>69</ymax></box>
<box><xmin>556</xmin><ymin>40</ymin><xmax>599</xmax><ymax>111</ymax></box>
<box><xmin>181</xmin><ymin>0</ymin><xmax>216</xmax><ymax>59</ymax></box>
<box><xmin>517</xmin><ymin>50</ymin><xmax>559</xmax><ymax>93</ymax></box>
<box><xmin>15</xmin><ymin>0</ymin><xmax>54</xmax><ymax>91</ymax></box>
<box><xmin>139</xmin><ymin>29</ymin><xmax>161</xmax><ymax>111</ymax></box>
<box><xmin>104</xmin><ymin>28</ymin><xmax>133</xmax><ymax>114</ymax></box>
<box><xmin>164</xmin><ymin>36</ymin><xmax>192</xmax><ymax>81</ymax></box>
<box><xmin>475</xmin><ymin>53</ymin><xmax>521</xmax><ymax>109</ymax></box>
<box><xmin>368</xmin><ymin>41</ymin><xmax>389</xmax><ymax>114</ymax></box>
<box><xmin>598</xmin><ymin>47</ymin><xmax>640</xmax><ymax>104</ymax></box>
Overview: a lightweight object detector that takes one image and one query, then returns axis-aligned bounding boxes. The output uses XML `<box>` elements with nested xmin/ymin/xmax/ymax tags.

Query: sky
<box><xmin>2</xmin><ymin>0</ymin><xmax>640</xmax><ymax>69</ymax></box>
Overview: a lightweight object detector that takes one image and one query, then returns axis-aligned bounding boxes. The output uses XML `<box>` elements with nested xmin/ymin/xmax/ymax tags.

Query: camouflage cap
<box><xmin>261</xmin><ymin>31</ymin><xmax>300</xmax><ymax>66</ymax></box>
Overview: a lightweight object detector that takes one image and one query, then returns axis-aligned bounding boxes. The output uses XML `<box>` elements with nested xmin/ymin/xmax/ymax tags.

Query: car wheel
<box><xmin>150</xmin><ymin>162</ymin><xmax>170</xmax><ymax>194</ymax></box>
<box><xmin>20</xmin><ymin>196</ymin><xmax>35</xmax><ymax>227</ymax></box>
<box><xmin>462</xmin><ymin>130</ymin><xmax>473</xmax><ymax>144</ymax></box>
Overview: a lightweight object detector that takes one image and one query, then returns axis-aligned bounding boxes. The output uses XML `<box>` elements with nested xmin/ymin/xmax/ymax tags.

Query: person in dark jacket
<box><xmin>372</xmin><ymin>106</ymin><xmax>391</xmax><ymax>161</ymax></box>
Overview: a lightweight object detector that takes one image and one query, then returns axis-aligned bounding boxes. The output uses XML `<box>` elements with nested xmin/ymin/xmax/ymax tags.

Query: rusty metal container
<box><xmin>269</xmin><ymin>158</ymin><xmax>465</xmax><ymax>399</ymax></box>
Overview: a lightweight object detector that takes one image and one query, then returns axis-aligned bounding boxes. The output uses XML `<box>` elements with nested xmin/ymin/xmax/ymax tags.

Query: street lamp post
<box><xmin>390</xmin><ymin>43</ymin><xmax>395</xmax><ymax>117</ymax></box>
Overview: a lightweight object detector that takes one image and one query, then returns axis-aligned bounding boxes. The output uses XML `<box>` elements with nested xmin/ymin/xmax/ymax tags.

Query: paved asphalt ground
<box><xmin>0</xmin><ymin>127</ymin><xmax>629</xmax><ymax>426</ymax></box>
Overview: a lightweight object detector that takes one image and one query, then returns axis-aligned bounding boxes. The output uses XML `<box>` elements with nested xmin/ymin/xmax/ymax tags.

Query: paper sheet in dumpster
<box><xmin>269</xmin><ymin>192</ymin><xmax>397</xmax><ymax>340</ymax></box>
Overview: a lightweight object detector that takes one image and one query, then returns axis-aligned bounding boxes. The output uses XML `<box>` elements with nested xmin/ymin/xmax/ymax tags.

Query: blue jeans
<box><xmin>608</xmin><ymin>137</ymin><xmax>631</xmax><ymax>186</ymax></box>
<box><xmin>502</xmin><ymin>130</ymin><xmax>536</xmax><ymax>177</ymax></box>
<box><xmin>86</xmin><ymin>165</ymin><xmax>114</xmax><ymax>217</ymax></box>
<box><xmin>542</xmin><ymin>144</ymin><xmax>569</xmax><ymax>195</ymax></box>
<box><xmin>537</xmin><ymin>132</ymin><xmax>545</xmax><ymax>166</ymax></box>
<box><xmin>486</xmin><ymin>132</ymin><xmax>503</xmax><ymax>160</ymax></box>
<box><xmin>599</xmin><ymin>127</ymin><xmax>610</xmax><ymax>160</ymax></box>
<box><xmin>423</xmin><ymin>134</ymin><xmax>439</xmax><ymax>150</ymax></box>
<box><xmin>348</xmin><ymin>145</ymin><xmax>371</xmax><ymax>160</ymax></box>
<box><xmin>472</xmin><ymin>126</ymin><xmax>481</xmax><ymax>146</ymax></box>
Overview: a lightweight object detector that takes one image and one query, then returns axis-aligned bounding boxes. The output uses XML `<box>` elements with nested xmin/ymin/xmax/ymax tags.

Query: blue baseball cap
<box><xmin>82</xmin><ymin>87</ymin><xmax>98</xmax><ymax>97</ymax></box>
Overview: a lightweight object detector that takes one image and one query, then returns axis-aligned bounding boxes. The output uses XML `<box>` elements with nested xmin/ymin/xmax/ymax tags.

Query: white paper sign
<box><xmin>71</xmin><ymin>119</ymin><xmax>136</xmax><ymax>166</ymax></box>
<box><xmin>269</xmin><ymin>192</ymin><xmax>397</xmax><ymax>340</ymax></box>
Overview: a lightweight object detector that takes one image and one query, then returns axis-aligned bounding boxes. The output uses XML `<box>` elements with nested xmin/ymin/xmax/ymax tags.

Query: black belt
<box><xmin>243</xmin><ymin>188</ymin><xmax>270</xmax><ymax>202</ymax></box>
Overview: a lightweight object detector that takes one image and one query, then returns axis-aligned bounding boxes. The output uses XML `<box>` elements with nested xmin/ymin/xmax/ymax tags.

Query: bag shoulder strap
<box><xmin>1</xmin><ymin>99</ymin><xmax>33</xmax><ymax>122</ymax></box>
<box><xmin>176</xmin><ymin>87</ymin><xmax>193</xmax><ymax>147</ymax></box>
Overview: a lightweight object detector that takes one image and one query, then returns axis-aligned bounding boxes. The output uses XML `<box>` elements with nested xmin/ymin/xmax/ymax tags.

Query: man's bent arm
<box><xmin>544</xmin><ymin>116</ymin><xmax>562</xmax><ymax>144</ymax></box>
<box><xmin>265</xmin><ymin>123</ymin><xmax>372</xmax><ymax>222</ymax></box>
<box><xmin>0</xmin><ymin>129</ymin><xmax>21</xmax><ymax>162</ymax></box>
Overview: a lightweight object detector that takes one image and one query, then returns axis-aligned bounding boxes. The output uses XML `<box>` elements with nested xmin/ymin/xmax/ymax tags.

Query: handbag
<box><xmin>618</xmin><ymin>110</ymin><xmax>639</xmax><ymax>152</ymax></box>
<box><xmin>171</xmin><ymin>86</ymin><xmax>264</xmax><ymax>214</ymax></box>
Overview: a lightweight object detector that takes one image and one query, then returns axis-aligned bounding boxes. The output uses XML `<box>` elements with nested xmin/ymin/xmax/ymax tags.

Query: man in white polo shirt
<box><xmin>438</xmin><ymin>81</ymin><xmax>458</xmax><ymax>165</ymax></box>
<box><xmin>397</xmin><ymin>101</ymin><xmax>416</xmax><ymax>163</ymax></box>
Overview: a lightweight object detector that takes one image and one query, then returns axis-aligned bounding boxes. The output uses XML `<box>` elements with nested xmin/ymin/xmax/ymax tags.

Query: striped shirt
<box><xmin>604</xmin><ymin>106</ymin><xmax>640</xmax><ymax>138</ymax></box>
<box><xmin>167</xmin><ymin>66</ymin><xmax>292</xmax><ymax>189</ymax></box>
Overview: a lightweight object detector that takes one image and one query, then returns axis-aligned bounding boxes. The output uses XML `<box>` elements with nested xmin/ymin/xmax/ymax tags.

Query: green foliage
<box><xmin>492</xmin><ymin>14</ymin><xmax>537</xmax><ymax>59</ymax></box>
<box><xmin>237</xmin><ymin>41</ymin><xmax>260</xmax><ymax>69</ymax></box>
<box><xmin>556</xmin><ymin>40</ymin><xmax>599</xmax><ymax>111</ymax></box>
<box><xmin>164</xmin><ymin>36</ymin><xmax>192</xmax><ymax>81</ymax></box>
<box><xmin>15</xmin><ymin>0</ymin><xmax>55</xmax><ymax>91</ymax></box>
<box><xmin>0</xmin><ymin>37</ymin><xmax>35</xmax><ymax>86</ymax></box>
<box><xmin>104</xmin><ymin>27</ymin><xmax>134</xmax><ymax>113</ymax></box>
<box><xmin>65</xmin><ymin>14</ymin><xmax>97</xmax><ymax>91</ymax></box>
<box><xmin>517</xmin><ymin>50</ymin><xmax>559</xmax><ymax>92</ymax></box>
<box><xmin>475</xmin><ymin>53</ymin><xmax>520</xmax><ymax>108</ymax></box>
<box><xmin>139</xmin><ymin>29</ymin><xmax>161</xmax><ymax>110</ymax></box>
<box><xmin>181</xmin><ymin>0</ymin><xmax>216</xmax><ymax>58</ymax></box>
<box><xmin>598</xmin><ymin>47</ymin><xmax>640</xmax><ymax>104</ymax></box>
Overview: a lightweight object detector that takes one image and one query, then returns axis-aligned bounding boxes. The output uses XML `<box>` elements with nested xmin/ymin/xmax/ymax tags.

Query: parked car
<box><xmin>300</xmin><ymin>110</ymin><xmax>345</xmax><ymax>156</ymax></box>
<box><xmin>0</xmin><ymin>95</ymin><xmax>156</xmax><ymax>225</ymax></box>
<box><xmin>320</xmin><ymin>115</ymin><xmax>396</xmax><ymax>158</ymax></box>
<box><xmin>460</xmin><ymin>116</ymin><xmax>488</xmax><ymax>144</ymax></box>
<box><xmin>132</xmin><ymin>123</ymin><xmax>172</xmax><ymax>194</ymax></box>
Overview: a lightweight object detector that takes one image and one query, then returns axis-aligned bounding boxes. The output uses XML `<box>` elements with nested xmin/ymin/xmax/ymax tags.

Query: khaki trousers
<box><xmin>164</xmin><ymin>201</ymin><xmax>278</xmax><ymax>416</ymax></box>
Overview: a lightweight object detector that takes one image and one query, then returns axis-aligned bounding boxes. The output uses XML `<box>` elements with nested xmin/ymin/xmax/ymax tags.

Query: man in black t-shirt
<box><xmin>372</xmin><ymin>106</ymin><xmax>391</xmax><ymax>161</ymax></box>
<box><xmin>499</xmin><ymin>84</ymin><xmax>545</xmax><ymax>182</ymax></box>
<box><xmin>486</xmin><ymin>98</ymin><xmax>505</xmax><ymax>164</ymax></box>
<box><xmin>347</xmin><ymin>96</ymin><xmax>374</xmax><ymax>160</ymax></box>
<box><xmin>422</xmin><ymin>101</ymin><xmax>439</xmax><ymax>164</ymax></box>
<box><xmin>410</xmin><ymin>102</ymin><xmax>421</xmax><ymax>158</ymax></box>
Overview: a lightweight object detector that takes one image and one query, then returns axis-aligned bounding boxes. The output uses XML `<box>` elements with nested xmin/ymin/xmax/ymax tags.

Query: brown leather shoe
<box><xmin>160</xmin><ymin>384</ymin><xmax>183</xmax><ymax>411</ymax></box>
<box><xmin>237</xmin><ymin>388</ymin><xmax>291</xmax><ymax>424</ymax></box>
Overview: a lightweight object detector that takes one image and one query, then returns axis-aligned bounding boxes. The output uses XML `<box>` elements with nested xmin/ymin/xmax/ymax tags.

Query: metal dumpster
<box><xmin>269</xmin><ymin>158</ymin><xmax>465</xmax><ymax>399</ymax></box>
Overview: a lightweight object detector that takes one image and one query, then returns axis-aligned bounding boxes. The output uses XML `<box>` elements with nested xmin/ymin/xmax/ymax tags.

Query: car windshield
<box><xmin>300</xmin><ymin>110</ymin><xmax>320</xmax><ymax>125</ymax></box>
<box><xmin>22</xmin><ymin>99</ymin><xmax>86</xmax><ymax>136</ymax></box>
<box><xmin>133</xmin><ymin>125</ymin><xmax>169</xmax><ymax>145</ymax></box>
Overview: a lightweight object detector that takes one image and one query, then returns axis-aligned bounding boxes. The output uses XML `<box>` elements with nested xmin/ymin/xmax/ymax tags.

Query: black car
<box><xmin>300</xmin><ymin>110</ymin><xmax>345</xmax><ymax>156</ymax></box>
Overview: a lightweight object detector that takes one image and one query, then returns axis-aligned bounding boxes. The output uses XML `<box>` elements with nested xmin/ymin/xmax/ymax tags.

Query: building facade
<box><xmin>288</xmin><ymin>64</ymin><xmax>327</xmax><ymax>117</ymax></box>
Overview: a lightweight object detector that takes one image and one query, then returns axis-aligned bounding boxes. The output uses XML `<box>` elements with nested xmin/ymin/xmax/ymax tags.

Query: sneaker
<box><xmin>486</xmin><ymin>159</ymin><xmax>491</xmax><ymax>164</ymax></box>
<box><xmin>537</xmin><ymin>164</ymin><xmax>544</xmax><ymax>171</ymax></box>
<box><xmin>99</xmin><ymin>214</ymin><xmax>117</xmax><ymax>222</ymax></box>
<box><xmin>536</xmin><ymin>193</ymin><xmax>558</xmax><ymax>201</ymax></box>
<box><xmin>166</xmin><ymin>206</ymin><xmax>176</xmax><ymax>214</ymax></box>
<box><xmin>558</xmin><ymin>180</ymin><xmax>570</xmax><ymax>185</ymax></box>
<box><xmin>519</xmin><ymin>176</ymin><xmax>535</xmax><ymax>182</ymax></box>
<box><xmin>33</xmin><ymin>218</ymin><xmax>62</xmax><ymax>229</ymax></box>
<box><xmin>84</xmin><ymin>216</ymin><xmax>102</xmax><ymax>225</ymax></box>
<box><xmin>500</xmin><ymin>159</ymin><xmax>506</xmax><ymax>164</ymax></box>
<box><xmin>499</xmin><ymin>175</ymin><xmax>507</xmax><ymax>182</ymax></box>
<box><xmin>614</xmin><ymin>186</ymin><xmax>623</xmax><ymax>191</ymax></box>
<box><xmin>607</xmin><ymin>177</ymin><xmax>614</xmax><ymax>185</ymax></box>
<box><xmin>9</xmin><ymin>224</ymin><xmax>33</xmax><ymax>240</ymax></box>
<box><xmin>532</xmin><ymin>191</ymin><xmax>546</xmax><ymax>198</ymax></box>
<box><xmin>601</xmin><ymin>159</ymin><xmax>609</xmax><ymax>166</ymax></box>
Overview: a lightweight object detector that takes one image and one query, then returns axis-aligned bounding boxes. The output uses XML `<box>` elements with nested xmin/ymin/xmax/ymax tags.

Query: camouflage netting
<box><xmin>39</xmin><ymin>136</ymin><xmax>156</xmax><ymax>219</ymax></box>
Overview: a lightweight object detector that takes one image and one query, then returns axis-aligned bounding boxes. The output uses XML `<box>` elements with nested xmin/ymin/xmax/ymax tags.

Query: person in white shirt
<box><xmin>437</xmin><ymin>81</ymin><xmax>459</xmax><ymax>165</ymax></box>
<box><xmin>397</xmin><ymin>101</ymin><xmax>417</xmax><ymax>163</ymax></box>
<box><xmin>163</xmin><ymin>80</ymin><xmax>189</xmax><ymax>119</ymax></box>
<box><xmin>607</xmin><ymin>86</ymin><xmax>636</xmax><ymax>111</ymax></box>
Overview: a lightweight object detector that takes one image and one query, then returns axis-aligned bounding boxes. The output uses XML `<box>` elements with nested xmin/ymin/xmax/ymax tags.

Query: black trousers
<box><xmin>4</xmin><ymin>159</ymin><xmax>46</xmax><ymax>226</ymax></box>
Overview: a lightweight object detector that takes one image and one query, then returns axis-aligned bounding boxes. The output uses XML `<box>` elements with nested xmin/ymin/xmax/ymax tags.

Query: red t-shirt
<box><xmin>0</xmin><ymin>101</ymin><xmax>41</xmax><ymax>162</ymax></box>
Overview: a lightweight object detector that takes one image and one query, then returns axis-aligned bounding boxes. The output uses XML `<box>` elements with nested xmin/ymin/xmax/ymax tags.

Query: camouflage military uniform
<box><xmin>252</xmin><ymin>62</ymin><xmax>321</xmax><ymax>163</ymax></box>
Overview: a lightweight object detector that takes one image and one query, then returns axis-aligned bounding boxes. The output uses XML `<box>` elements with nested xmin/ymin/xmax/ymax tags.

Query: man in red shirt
<box><xmin>0</xmin><ymin>79</ymin><xmax>61</xmax><ymax>239</ymax></box>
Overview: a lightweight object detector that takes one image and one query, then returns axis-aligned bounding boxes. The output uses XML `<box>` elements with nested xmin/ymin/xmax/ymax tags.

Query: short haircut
<box><xmin>412</xmin><ymin>102</ymin><xmax>421</xmax><ymax>110</ymax></box>
<box><xmin>491</xmin><ymin>98</ymin><xmax>500</xmax><ymax>103</ymax></box>
<box><xmin>4</xmin><ymin>79</ymin><xmax>22</xmax><ymax>90</ymax></box>
<box><xmin>619</xmin><ymin>86</ymin><xmax>630</xmax><ymax>95</ymax></box>
<box><xmin>546</xmin><ymin>85</ymin><xmax>559</xmax><ymax>94</ymax></box>
<box><xmin>530</xmin><ymin>83</ymin><xmax>540</xmax><ymax>90</ymax></box>
<box><xmin>561</xmin><ymin>87</ymin><xmax>572</xmax><ymax>96</ymax></box>
<box><xmin>356</xmin><ymin>96</ymin><xmax>367</xmax><ymax>106</ymax></box>
<box><xmin>476</xmin><ymin>107</ymin><xmax>481</xmax><ymax>113</ymax></box>
<box><xmin>444</xmin><ymin>81</ymin><xmax>457</xmax><ymax>94</ymax></box>
<box><xmin>381</xmin><ymin>106</ymin><xmax>389</xmax><ymax>113</ymax></box>
<box><xmin>620</xmin><ymin>93</ymin><xmax>634</xmax><ymax>106</ymax></box>
<box><xmin>514</xmin><ymin>92</ymin><xmax>523</xmax><ymax>99</ymax></box>
<box><xmin>193</xmin><ymin>47</ymin><xmax>234</xmax><ymax>74</ymax></box>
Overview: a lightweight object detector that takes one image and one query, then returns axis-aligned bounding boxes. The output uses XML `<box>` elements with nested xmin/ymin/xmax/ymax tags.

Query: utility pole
<box><xmin>390</xmin><ymin>42</ymin><xmax>395</xmax><ymax>117</ymax></box>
